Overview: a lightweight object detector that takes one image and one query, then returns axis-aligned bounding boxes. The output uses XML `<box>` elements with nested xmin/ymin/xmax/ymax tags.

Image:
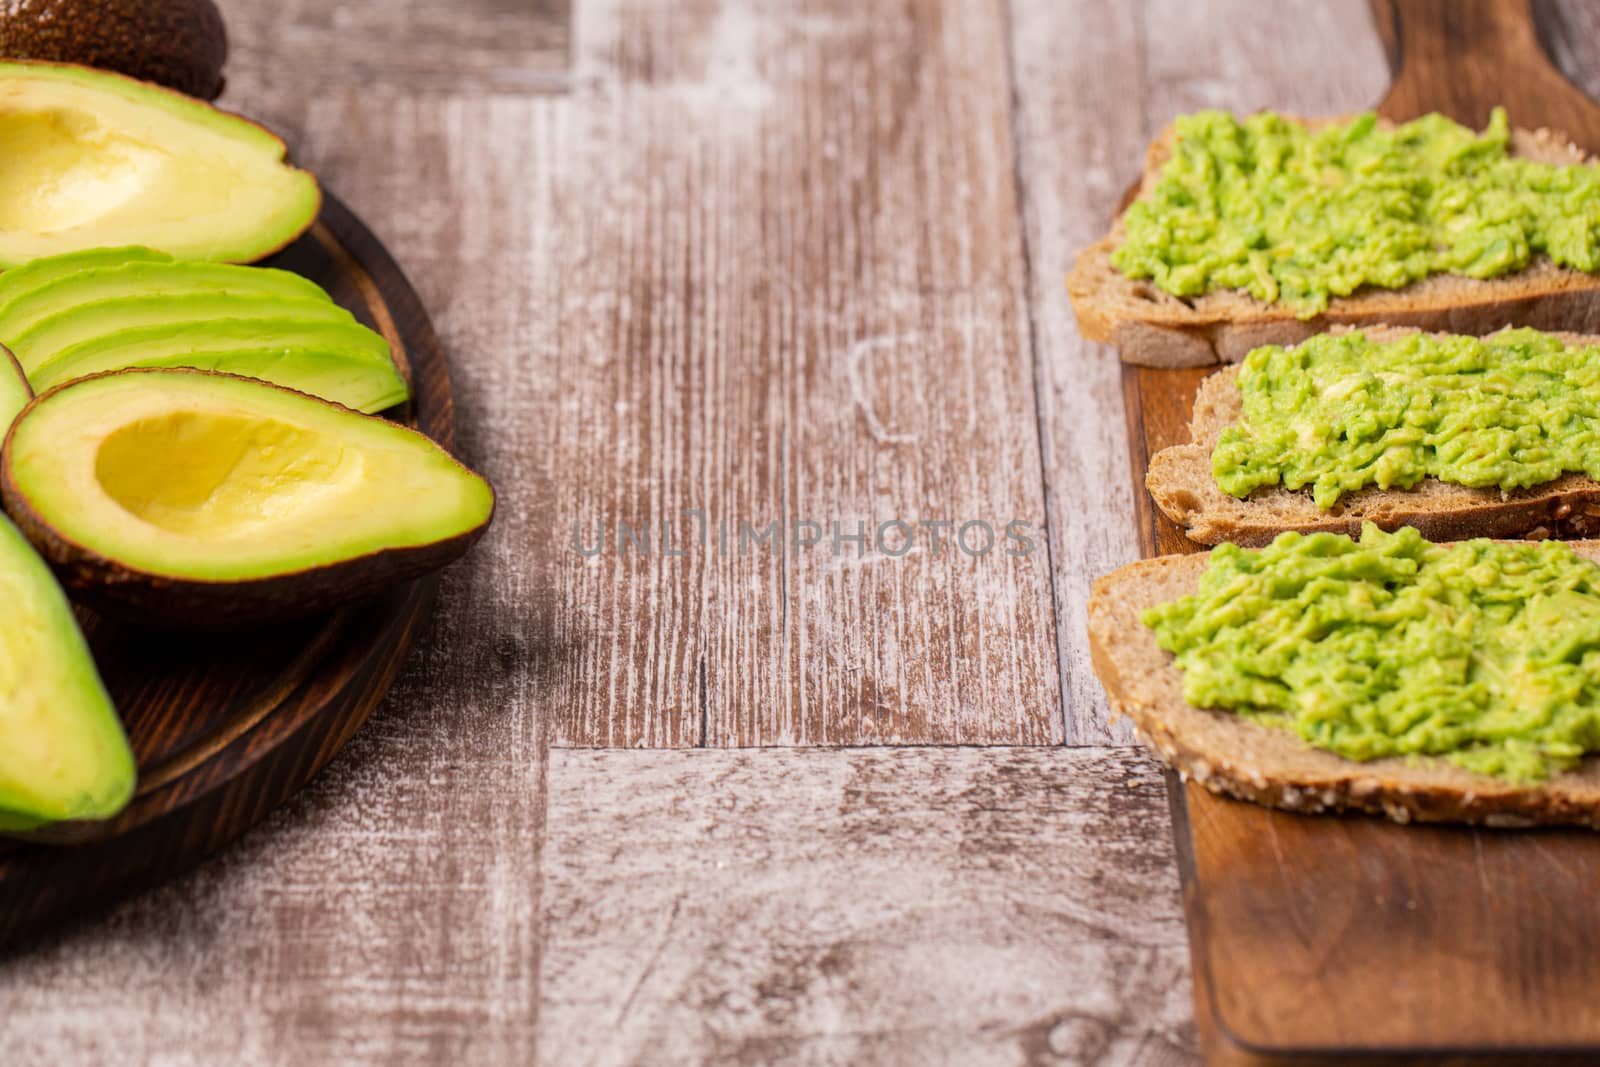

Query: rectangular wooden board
<box><xmin>1124</xmin><ymin>363</ymin><xmax>1600</xmax><ymax>1063</ymax></box>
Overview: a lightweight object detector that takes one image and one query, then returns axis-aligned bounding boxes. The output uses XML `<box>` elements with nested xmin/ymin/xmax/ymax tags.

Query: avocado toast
<box><xmin>1148</xmin><ymin>324</ymin><xmax>1600</xmax><ymax>545</ymax></box>
<box><xmin>1090</xmin><ymin>526</ymin><xmax>1600</xmax><ymax>828</ymax></box>
<box><xmin>1070</xmin><ymin>110</ymin><xmax>1600</xmax><ymax>366</ymax></box>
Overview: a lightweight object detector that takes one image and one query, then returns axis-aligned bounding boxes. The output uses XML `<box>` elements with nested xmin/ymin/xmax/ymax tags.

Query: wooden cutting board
<box><xmin>1122</xmin><ymin>1</ymin><xmax>1600</xmax><ymax>1062</ymax></box>
<box><xmin>0</xmin><ymin>194</ymin><xmax>454</xmax><ymax>952</ymax></box>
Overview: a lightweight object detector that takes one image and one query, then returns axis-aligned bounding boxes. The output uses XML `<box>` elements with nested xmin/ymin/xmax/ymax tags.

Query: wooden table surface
<box><xmin>8</xmin><ymin>1</ymin><xmax>1600</xmax><ymax>1064</ymax></box>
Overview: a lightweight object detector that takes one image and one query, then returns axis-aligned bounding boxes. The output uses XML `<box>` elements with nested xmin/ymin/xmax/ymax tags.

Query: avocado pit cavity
<box><xmin>95</xmin><ymin>412</ymin><xmax>361</xmax><ymax>537</ymax></box>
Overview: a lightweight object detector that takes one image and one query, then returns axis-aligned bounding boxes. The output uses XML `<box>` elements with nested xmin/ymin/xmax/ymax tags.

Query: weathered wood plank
<box><xmin>1</xmin><ymin>596</ymin><xmax>543</xmax><ymax>1063</ymax></box>
<box><xmin>213</xmin><ymin>0</ymin><xmax>570</xmax><ymax>96</ymax></box>
<box><xmin>1007</xmin><ymin>0</ymin><xmax>1390</xmax><ymax>744</ymax></box>
<box><xmin>540</xmin><ymin>0</ymin><xmax>1060</xmax><ymax>746</ymax></box>
<box><xmin>1537</xmin><ymin>0</ymin><xmax>1600</xmax><ymax>104</ymax></box>
<box><xmin>538</xmin><ymin>747</ymin><xmax>1196</xmax><ymax>1067</ymax></box>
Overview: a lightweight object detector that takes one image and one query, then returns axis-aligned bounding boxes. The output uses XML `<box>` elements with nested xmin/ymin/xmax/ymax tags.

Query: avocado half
<box><xmin>0</xmin><ymin>511</ymin><xmax>135</xmax><ymax>832</ymax></box>
<box><xmin>2</xmin><ymin>369</ymin><xmax>496</xmax><ymax>625</ymax></box>
<box><xmin>0</xmin><ymin>0</ymin><xmax>228</xmax><ymax>100</ymax></box>
<box><xmin>0</xmin><ymin>61</ymin><xmax>319</xmax><ymax>266</ymax></box>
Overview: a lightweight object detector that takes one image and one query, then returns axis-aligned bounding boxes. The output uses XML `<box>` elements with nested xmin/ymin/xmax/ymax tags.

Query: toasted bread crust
<box><xmin>1068</xmin><ymin>118</ymin><xmax>1600</xmax><ymax>366</ymax></box>
<box><xmin>1147</xmin><ymin>326</ymin><xmax>1600</xmax><ymax>546</ymax></box>
<box><xmin>1088</xmin><ymin>548</ymin><xmax>1600</xmax><ymax>828</ymax></box>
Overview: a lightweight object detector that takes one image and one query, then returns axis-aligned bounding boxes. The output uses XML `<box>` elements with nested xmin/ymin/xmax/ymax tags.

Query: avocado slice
<box><xmin>0</xmin><ymin>510</ymin><xmax>134</xmax><ymax>832</ymax></box>
<box><xmin>0</xmin><ymin>259</ymin><xmax>335</xmax><ymax>351</ymax></box>
<box><xmin>31</xmin><ymin>319</ymin><xmax>411</xmax><ymax>414</ymax></box>
<box><xmin>11</xmin><ymin>292</ymin><xmax>355</xmax><ymax>372</ymax></box>
<box><xmin>0</xmin><ymin>246</ymin><xmax>173</xmax><ymax>311</ymax></box>
<box><xmin>0</xmin><ymin>0</ymin><xmax>229</xmax><ymax>101</ymax></box>
<box><xmin>0</xmin><ymin>345</ymin><xmax>30</xmax><ymax>434</ymax></box>
<box><xmin>3</xmin><ymin>369</ymin><xmax>495</xmax><ymax>625</ymax></box>
<box><xmin>0</xmin><ymin>62</ymin><xmax>319</xmax><ymax>265</ymax></box>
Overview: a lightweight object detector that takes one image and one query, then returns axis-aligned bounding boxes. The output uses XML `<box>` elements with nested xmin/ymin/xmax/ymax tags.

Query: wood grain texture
<box><xmin>1113</xmin><ymin>2</ymin><xmax>1600</xmax><ymax>1061</ymax></box>
<box><xmin>1375</xmin><ymin>0</ymin><xmax>1598</xmax><ymax>131</ymax></box>
<box><xmin>1535</xmin><ymin>0</ymin><xmax>1600</xmax><ymax>103</ymax></box>
<box><xmin>1</xmin><ymin>682</ymin><xmax>542</xmax><ymax>1064</ymax></box>
<box><xmin>539</xmin><ymin>747</ymin><xmax>1196</xmax><ymax>1067</ymax></box>
<box><xmin>536</xmin><ymin>0</ymin><xmax>1060</xmax><ymax>746</ymax></box>
<box><xmin>1009</xmin><ymin>0</ymin><xmax>1388</xmax><ymax>745</ymax></box>
<box><xmin>213</xmin><ymin>0</ymin><xmax>571</xmax><ymax>96</ymax></box>
<box><xmin>1182</xmin><ymin>785</ymin><xmax>1600</xmax><ymax>1056</ymax></box>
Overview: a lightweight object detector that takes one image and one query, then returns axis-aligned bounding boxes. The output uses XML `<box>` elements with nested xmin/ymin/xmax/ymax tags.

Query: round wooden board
<box><xmin>0</xmin><ymin>194</ymin><xmax>455</xmax><ymax>952</ymax></box>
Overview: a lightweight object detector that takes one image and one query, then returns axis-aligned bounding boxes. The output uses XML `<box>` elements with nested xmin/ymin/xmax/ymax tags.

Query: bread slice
<box><xmin>1068</xmin><ymin>118</ymin><xmax>1600</xmax><ymax>367</ymax></box>
<box><xmin>1148</xmin><ymin>325</ymin><xmax>1600</xmax><ymax>545</ymax></box>
<box><xmin>1089</xmin><ymin>545</ymin><xmax>1600</xmax><ymax>828</ymax></box>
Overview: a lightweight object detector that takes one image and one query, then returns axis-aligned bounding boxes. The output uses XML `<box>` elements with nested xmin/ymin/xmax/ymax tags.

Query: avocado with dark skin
<box><xmin>0</xmin><ymin>0</ymin><xmax>228</xmax><ymax>99</ymax></box>
<box><xmin>0</xmin><ymin>510</ymin><xmax>134</xmax><ymax>832</ymax></box>
<box><xmin>2</xmin><ymin>368</ymin><xmax>496</xmax><ymax>626</ymax></box>
<box><xmin>0</xmin><ymin>62</ymin><xmax>319</xmax><ymax>266</ymax></box>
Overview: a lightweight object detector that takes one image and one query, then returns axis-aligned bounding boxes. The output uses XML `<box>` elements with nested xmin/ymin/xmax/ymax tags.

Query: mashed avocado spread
<box><xmin>1112</xmin><ymin>108</ymin><xmax>1600</xmax><ymax>316</ymax></box>
<box><xmin>1142</xmin><ymin>525</ymin><xmax>1600</xmax><ymax>783</ymax></box>
<box><xmin>1212</xmin><ymin>328</ymin><xmax>1600</xmax><ymax>509</ymax></box>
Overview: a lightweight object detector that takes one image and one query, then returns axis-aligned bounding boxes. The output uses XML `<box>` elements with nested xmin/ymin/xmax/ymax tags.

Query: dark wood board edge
<box><xmin>317</xmin><ymin>192</ymin><xmax>458</xmax><ymax>452</ymax></box>
<box><xmin>1120</xmin><ymin>365</ymin><xmax>1160</xmax><ymax>561</ymax></box>
<box><xmin>1171</xmin><ymin>775</ymin><xmax>1600</xmax><ymax>1066</ymax></box>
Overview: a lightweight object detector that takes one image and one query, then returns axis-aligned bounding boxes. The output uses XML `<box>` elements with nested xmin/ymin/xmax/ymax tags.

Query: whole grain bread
<box><xmin>1148</xmin><ymin>325</ymin><xmax>1600</xmax><ymax>545</ymax></box>
<box><xmin>1068</xmin><ymin>118</ymin><xmax>1600</xmax><ymax>367</ymax></box>
<box><xmin>1089</xmin><ymin>545</ymin><xmax>1600</xmax><ymax>828</ymax></box>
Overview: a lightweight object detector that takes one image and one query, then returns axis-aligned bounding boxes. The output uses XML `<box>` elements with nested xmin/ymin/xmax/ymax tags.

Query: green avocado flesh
<box><xmin>0</xmin><ymin>260</ymin><xmax>336</xmax><ymax>352</ymax></box>
<box><xmin>1113</xmin><ymin>108</ymin><xmax>1600</xmax><ymax>316</ymax></box>
<box><xmin>0</xmin><ymin>245</ymin><xmax>171</xmax><ymax>310</ymax></box>
<box><xmin>0</xmin><ymin>250</ymin><xmax>405</xmax><ymax>412</ymax></box>
<box><xmin>1213</xmin><ymin>328</ymin><xmax>1600</xmax><ymax>509</ymax></box>
<box><xmin>30</xmin><ymin>319</ymin><xmax>410</xmax><ymax>414</ymax></box>
<box><xmin>0</xmin><ymin>62</ymin><xmax>320</xmax><ymax>266</ymax></box>
<box><xmin>7</xmin><ymin>370</ymin><xmax>494</xmax><ymax>585</ymax></box>
<box><xmin>12</xmin><ymin>293</ymin><xmax>355</xmax><ymax>372</ymax></box>
<box><xmin>0</xmin><ymin>512</ymin><xmax>133</xmax><ymax>831</ymax></box>
<box><xmin>1143</xmin><ymin>524</ymin><xmax>1600</xmax><ymax>784</ymax></box>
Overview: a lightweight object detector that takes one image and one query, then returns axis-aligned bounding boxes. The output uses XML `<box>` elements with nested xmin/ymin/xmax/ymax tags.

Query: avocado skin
<box><xmin>0</xmin><ymin>344</ymin><xmax>31</xmax><ymax>435</ymax></box>
<box><xmin>0</xmin><ymin>369</ymin><xmax>496</xmax><ymax>627</ymax></box>
<box><xmin>11</xmin><ymin>507</ymin><xmax>492</xmax><ymax>627</ymax></box>
<box><xmin>0</xmin><ymin>0</ymin><xmax>227</xmax><ymax>100</ymax></box>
